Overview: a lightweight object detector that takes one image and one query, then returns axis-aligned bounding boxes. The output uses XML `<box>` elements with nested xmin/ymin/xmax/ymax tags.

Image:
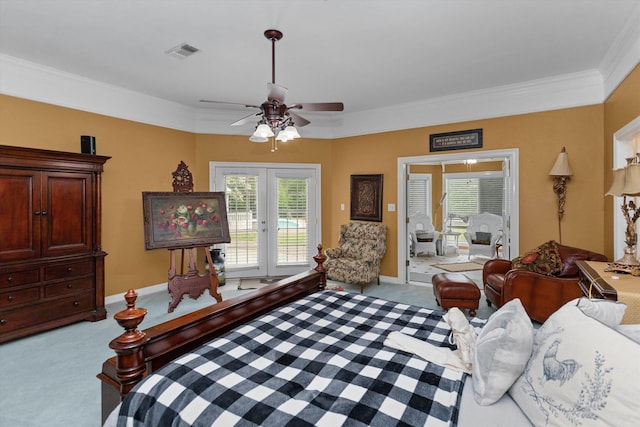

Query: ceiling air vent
<box><xmin>165</xmin><ymin>43</ymin><xmax>200</xmax><ymax>59</ymax></box>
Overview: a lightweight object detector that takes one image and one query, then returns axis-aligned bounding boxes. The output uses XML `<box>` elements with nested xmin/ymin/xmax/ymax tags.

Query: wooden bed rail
<box><xmin>98</xmin><ymin>245</ymin><xmax>327</xmax><ymax>423</ymax></box>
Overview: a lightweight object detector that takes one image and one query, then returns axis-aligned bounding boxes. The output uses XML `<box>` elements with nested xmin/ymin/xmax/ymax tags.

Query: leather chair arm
<box><xmin>502</xmin><ymin>269</ymin><xmax>583</xmax><ymax>323</ymax></box>
<box><xmin>482</xmin><ymin>259</ymin><xmax>513</xmax><ymax>283</ymax></box>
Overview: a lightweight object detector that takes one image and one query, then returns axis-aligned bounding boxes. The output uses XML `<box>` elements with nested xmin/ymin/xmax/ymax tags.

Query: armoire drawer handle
<box><xmin>7</xmin><ymin>295</ymin><xmax>14</xmax><ymax>302</ymax></box>
<box><xmin>7</xmin><ymin>277</ymin><xmax>13</xmax><ymax>282</ymax></box>
<box><xmin>67</xmin><ymin>284</ymin><xmax>73</xmax><ymax>289</ymax></box>
<box><xmin>67</xmin><ymin>267</ymin><xmax>73</xmax><ymax>272</ymax></box>
<box><xmin>0</xmin><ymin>319</ymin><xmax>6</xmax><ymax>326</ymax></box>
<box><xmin>73</xmin><ymin>301</ymin><xmax>80</xmax><ymax>307</ymax></box>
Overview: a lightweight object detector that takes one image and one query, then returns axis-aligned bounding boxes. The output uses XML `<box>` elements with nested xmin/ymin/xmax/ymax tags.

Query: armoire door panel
<box><xmin>0</xmin><ymin>169</ymin><xmax>40</xmax><ymax>261</ymax></box>
<box><xmin>43</xmin><ymin>172</ymin><xmax>93</xmax><ymax>256</ymax></box>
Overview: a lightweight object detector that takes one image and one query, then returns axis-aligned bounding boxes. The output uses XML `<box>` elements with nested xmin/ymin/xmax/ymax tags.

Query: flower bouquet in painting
<box><xmin>142</xmin><ymin>192</ymin><xmax>231</xmax><ymax>250</ymax></box>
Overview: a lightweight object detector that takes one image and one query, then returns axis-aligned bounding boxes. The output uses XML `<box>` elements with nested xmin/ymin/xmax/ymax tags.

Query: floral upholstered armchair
<box><xmin>325</xmin><ymin>222</ymin><xmax>387</xmax><ymax>293</ymax></box>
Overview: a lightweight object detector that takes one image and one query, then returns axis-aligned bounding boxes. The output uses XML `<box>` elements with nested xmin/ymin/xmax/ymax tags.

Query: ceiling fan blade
<box><xmin>200</xmin><ymin>100</ymin><xmax>261</xmax><ymax>109</ymax></box>
<box><xmin>289</xmin><ymin>102</ymin><xmax>344</xmax><ymax>112</ymax></box>
<box><xmin>231</xmin><ymin>112</ymin><xmax>261</xmax><ymax>126</ymax></box>
<box><xmin>267</xmin><ymin>83</ymin><xmax>287</xmax><ymax>103</ymax></box>
<box><xmin>288</xmin><ymin>111</ymin><xmax>311</xmax><ymax>127</ymax></box>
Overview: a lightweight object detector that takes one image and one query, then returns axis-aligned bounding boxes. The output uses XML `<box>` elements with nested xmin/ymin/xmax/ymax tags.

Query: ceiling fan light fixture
<box><xmin>283</xmin><ymin>126</ymin><xmax>301</xmax><ymax>139</ymax></box>
<box><xmin>276</xmin><ymin>126</ymin><xmax>301</xmax><ymax>142</ymax></box>
<box><xmin>249</xmin><ymin>135</ymin><xmax>268</xmax><ymax>143</ymax></box>
<box><xmin>253</xmin><ymin>123</ymin><xmax>274</xmax><ymax>138</ymax></box>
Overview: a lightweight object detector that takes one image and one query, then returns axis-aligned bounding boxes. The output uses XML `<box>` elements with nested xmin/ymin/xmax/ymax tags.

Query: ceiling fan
<box><xmin>200</xmin><ymin>29</ymin><xmax>344</xmax><ymax>148</ymax></box>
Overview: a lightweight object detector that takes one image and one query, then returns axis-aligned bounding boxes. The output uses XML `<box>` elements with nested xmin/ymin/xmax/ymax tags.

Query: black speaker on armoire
<box><xmin>81</xmin><ymin>135</ymin><xmax>96</xmax><ymax>154</ymax></box>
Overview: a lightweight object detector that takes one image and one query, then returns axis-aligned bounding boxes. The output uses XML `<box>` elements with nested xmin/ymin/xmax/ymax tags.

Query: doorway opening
<box><xmin>397</xmin><ymin>149</ymin><xmax>519</xmax><ymax>284</ymax></box>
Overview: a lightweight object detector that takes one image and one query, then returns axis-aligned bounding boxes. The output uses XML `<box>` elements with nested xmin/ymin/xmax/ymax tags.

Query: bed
<box><xmin>99</xmin><ymin>245</ymin><xmax>529</xmax><ymax>426</ymax></box>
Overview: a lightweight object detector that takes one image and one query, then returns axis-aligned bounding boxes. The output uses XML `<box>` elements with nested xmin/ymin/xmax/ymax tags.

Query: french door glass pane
<box><xmin>224</xmin><ymin>175</ymin><xmax>258</xmax><ymax>267</ymax></box>
<box><xmin>276</xmin><ymin>177</ymin><xmax>308</xmax><ymax>264</ymax></box>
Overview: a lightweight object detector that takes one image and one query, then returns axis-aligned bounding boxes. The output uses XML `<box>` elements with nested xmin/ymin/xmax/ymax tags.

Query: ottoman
<box><xmin>432</xmin><ymin>272</ymin><xmax>481</xmax><ymax>316</ymax></box>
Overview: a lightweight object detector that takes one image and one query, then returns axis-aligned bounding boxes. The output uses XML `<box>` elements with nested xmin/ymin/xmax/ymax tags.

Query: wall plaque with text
<box><xmin>429</xmin><ymin>129</ymin><xmax>483</xmax><ymax>152</ymax></box>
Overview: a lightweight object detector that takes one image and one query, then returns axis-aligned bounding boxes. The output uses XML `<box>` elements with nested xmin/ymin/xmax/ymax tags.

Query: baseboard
<box><xmin>105</xmin><ymin>282</ymin><xmax>167</xmax><ymax>305</ymax></box>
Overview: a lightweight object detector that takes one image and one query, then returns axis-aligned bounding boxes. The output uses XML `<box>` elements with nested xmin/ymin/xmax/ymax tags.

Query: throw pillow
<box><xmin>472</xmin><ymin>298</ymin><xmax>534</xmax><ymax>405</ymax></box>
<box><xmin>415</xmin><ymin>231</ymin><xmax>434</xmax><ymax>242</ymax></box>
<box><xmin>509</xmin><ymin>303</ymin><xmax>640</xmax><ymax>426</ymax></box>
<box><xmin>472</xmin><ymin>231</ymin><xmax>492</xmax><ymax>245</ymax></box>
<box><xmin>617</xmin><ymin>324</ymin><xmax>640</xmax><ymax>343</ymax></box>
<box><xmin>511</xmin><ymin>240</ymin><xmax>563</xmax><ymax>276</ymax></box>
<box><xmin>559</xmin><ymin>298</ymin><xmax>627</xmax><ymax>328</ymax></box>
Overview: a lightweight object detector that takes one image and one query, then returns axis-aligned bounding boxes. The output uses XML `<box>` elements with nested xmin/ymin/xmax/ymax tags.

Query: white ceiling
<box><xmin>1</xmin><ymin>0</ymin><xmax>639</xmax><ymax>139</ymax></box>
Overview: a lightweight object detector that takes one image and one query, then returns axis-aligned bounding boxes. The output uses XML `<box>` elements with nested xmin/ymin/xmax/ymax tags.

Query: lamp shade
<box><xmin>623</xmin><ymin>163</ymin><xmax>640</xmax><ymax>196</ymax></box>
<box><xmin>606</xmin><ymin>164</ymin><xmax>640</xmax><ymax>197</ymax></box>
<box><xmin>549</xmin><ymin>148</ymin><xmax>573</xmax><ymax>176</ymax></box>
<box><xmin>606</xmin><ymin>168</ymin><xmax>627</xmax><ymax>196</ymax></box>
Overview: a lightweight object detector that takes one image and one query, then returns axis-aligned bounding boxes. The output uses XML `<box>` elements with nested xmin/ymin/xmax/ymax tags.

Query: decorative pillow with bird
<box><xmin>511</xmin><ymin>240</ymin><xmax>564</xmax><ymax>276</ymax></box>
<box><xmin>509</xmin><ymin>301</ymin><xmax>640</xmax><ymax>426</ymax></box>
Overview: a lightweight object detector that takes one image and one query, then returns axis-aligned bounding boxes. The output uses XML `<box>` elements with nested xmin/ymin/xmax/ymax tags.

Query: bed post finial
<box><xmin>109</xmin><ymin>289</ymin><xmax>149</xmax><ymax>397</ymax></box>
<box><xmin>313</xmin><ymin>244</ymin><xmax>327</xmax><ymax>290</ymax></box>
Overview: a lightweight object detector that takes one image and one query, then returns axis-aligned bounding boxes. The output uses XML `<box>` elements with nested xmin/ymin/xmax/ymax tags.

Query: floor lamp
<box><xmin>549</xmin><ymin>147</ymin><xmax>572</xmax><ymax>244</ymax></box>
<box><xmin>606</xmin><ymin>156</ymin><xmax>640</xmax><ymax>269</ymax></box>
<box><xmin>434</xmin><ymin>192</ymin><xmax>447</xmax><ymax>231</ymax></box>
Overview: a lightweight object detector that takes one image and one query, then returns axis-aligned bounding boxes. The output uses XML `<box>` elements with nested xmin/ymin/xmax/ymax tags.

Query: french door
<box><xmin>210</xmin><ymin>162</ymin><xmax>320</xmax><ymax>278</ymax></box>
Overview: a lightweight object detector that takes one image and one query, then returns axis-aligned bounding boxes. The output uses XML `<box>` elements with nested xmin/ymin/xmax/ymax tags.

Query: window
<box><xmin>407</xmin><ymin>174</ymin><xmax>432</xmax><ymax>217</ymax></box>
<box><xmin>444</xmin><ymin>172</ymin><xmax>503</xmax><ymax>238</ymax></box>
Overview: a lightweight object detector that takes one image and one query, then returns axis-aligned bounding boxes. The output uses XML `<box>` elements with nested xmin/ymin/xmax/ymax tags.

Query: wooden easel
<box><xmin>167</xmin><ymin>247</ymin><xmax>221</xmax><ymax>313</ymax></box>
<box><xmin>166</xmin><ymin>161</ymin><xmax>222</xmax><ymax>312</ymax></box>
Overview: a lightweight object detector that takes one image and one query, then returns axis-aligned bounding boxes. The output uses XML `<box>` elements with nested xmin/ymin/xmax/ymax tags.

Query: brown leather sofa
<box><xmin>483</xmin><ymin>243</ymin><xmax>607</xmax><ymax>323</ymax></box>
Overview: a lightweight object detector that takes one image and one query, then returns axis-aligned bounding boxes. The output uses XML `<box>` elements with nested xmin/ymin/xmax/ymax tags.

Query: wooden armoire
<box><xmin>0</xmin><ymin>145</ymin><xmax>110</xmax><ymax>343</ymax></box>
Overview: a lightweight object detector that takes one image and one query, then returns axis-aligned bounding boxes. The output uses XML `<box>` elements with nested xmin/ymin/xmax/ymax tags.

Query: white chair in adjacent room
<box><xmin>463</xmin><ymin>212</ymin><xmax>503</xmax><ymax>259</ymax></box>
<box><xmin>408</xmin><ymin>213</ymin><xmax>439</xmax><ymax>257</ymax></box>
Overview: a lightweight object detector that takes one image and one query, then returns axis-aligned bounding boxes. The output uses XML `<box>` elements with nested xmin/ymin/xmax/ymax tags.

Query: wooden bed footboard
<box><xmin>98</xmin><ymin>245</ymin><xmax>327</xmax><ymax>423</ymax></box>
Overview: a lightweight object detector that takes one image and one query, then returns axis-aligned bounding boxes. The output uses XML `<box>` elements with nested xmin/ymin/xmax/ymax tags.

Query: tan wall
<box><xmin>4</xmin><ymin>65</ymin><xmax>639</xmax><ymax>295</ymax></box>
<box><xmin>604</xmin><ymin>64</ymin><xmax>640</xmax><ymax>259</ymax></box>
<box><xmin>0</xmin><ymin>95</ymin><xmax>197</xmax><ymax>296</ymax></box>
<box><xmin>328</xmin><ymin>106</ymin><xmax>605</xmax><ymax>277</ymax></box>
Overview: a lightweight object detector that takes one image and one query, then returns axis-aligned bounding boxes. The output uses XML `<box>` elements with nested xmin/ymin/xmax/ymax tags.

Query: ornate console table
<box><xmin>576</xmin><ymin>260</ymin><xmax>640</xmax><ymax>324</ymax></box>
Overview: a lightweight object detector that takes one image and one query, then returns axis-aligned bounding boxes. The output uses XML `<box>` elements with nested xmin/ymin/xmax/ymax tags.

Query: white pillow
<box><xmin>616</xmin><ymin>324</ymin><xmax>640</xmax><ymax>343</ymax></box>
<box><xmin>559</xmin><ymin>297</ymin><xmax>626</xmax><ymax>328</ymax></box>
<box><xmin>472</xmin><ymin>298</ymin><xmax>534</xmax><ymax>405</ymax></box>
<box><xmin>509</xmin><ymin>303</ymin><xmax>640</xmax><ymax>426</ymax></box>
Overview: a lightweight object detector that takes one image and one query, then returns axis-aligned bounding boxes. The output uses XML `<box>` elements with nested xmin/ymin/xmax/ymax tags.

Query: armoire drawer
<box><xmin>45</xmin><ymin>277</ymin><xmax>94</xmax><ymax>298</ymax></box>
<box><xmin>45</xmin><ymin>261</ymin><xmax>94</xmax><ymax>280</ymax></box>
<box><xmin>0</xmin><ymin>291</ymin><xmax>95</xmax><ymax>332</ymax></box>
<box><xmin>0</xmin><ymin>287</ymin><xmax>40</xmax><ymax>309</ymax></box>
<box><xmin>0</xmin><ymin>269</ymin><xmax>40</xmax><ymax>289</ymax></box>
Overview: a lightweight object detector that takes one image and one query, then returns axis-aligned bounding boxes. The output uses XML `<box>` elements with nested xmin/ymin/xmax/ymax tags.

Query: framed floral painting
<box><xmin>142</xmin><ymin>191</ymin><xmax>231</xmax><ymax>250</ymax></box>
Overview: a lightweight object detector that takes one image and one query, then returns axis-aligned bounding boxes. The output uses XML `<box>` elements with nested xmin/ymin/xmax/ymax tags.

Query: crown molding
<box><xmin>0</xmin><ymin>54</ymin><xmax>198</xmax><ymax>132</ymax></box>
<box><xmin>0</xmin><ymin>47</ymin><xmax>635</xmax><ymax>139</ymax></box>
<box><xmin>600</xmin><ymin>4</ymin><xmax>640</xmax><ymax>99</ymax></box>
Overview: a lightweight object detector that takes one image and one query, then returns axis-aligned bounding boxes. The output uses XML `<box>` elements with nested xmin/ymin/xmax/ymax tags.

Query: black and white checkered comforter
<box><xmin>117</xmin><ymin>291</ymin><xmax>482</xmax><ymax>427</ymax></box>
